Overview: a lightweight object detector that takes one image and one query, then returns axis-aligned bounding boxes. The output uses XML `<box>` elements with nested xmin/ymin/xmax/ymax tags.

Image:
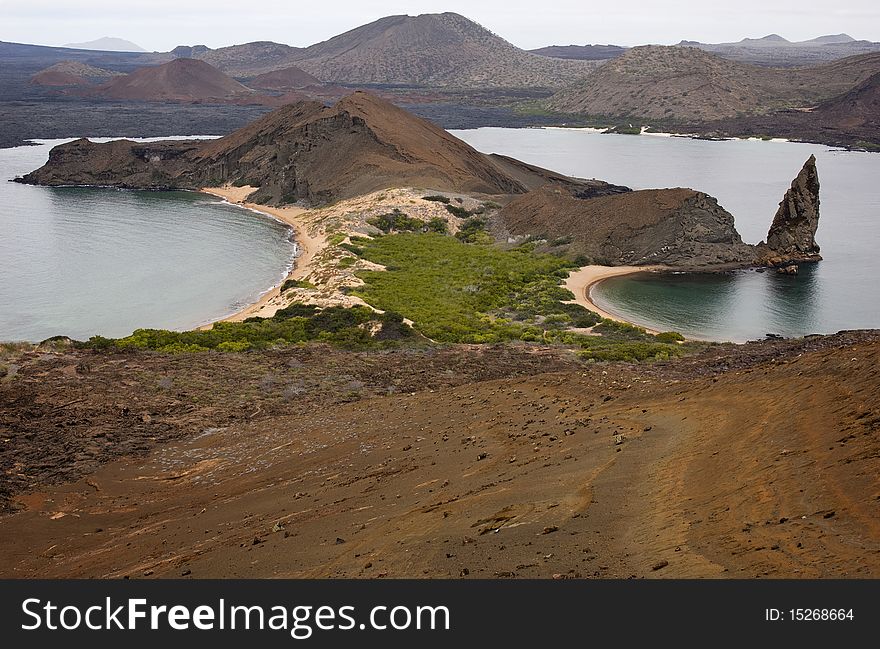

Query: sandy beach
<box><xmin>200</xmin><ymin>185</ymin><xmax>327</xmax><ymax>323</ymax></box>
<box><xmin>565</xmin><ymin>265</ymin><xmax>668</xmax><ymax>334</ymax></box>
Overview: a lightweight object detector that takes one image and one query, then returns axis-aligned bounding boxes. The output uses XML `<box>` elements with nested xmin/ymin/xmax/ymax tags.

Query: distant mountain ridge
<box><xmin>63</xmin><ymin>37</ymin><xmax>147</xmax><ymax>52</ymax></box>
<box><xmin>678</xmin><ymin>33</ymin><xmax>880</xmax><ymax>66</ymax></box>
<box><xmin>683</xmin><ymin>33</ymin><xmax>861</xmax><ymax>47</ymax></box>
<box><xmin>528</xmin><ymin>44</ymin><xmax>627</xmax><ymax>61</ymax></box>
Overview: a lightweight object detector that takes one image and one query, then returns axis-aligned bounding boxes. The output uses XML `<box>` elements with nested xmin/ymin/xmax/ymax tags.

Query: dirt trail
<box><xmin>0</xmin><ymin>334</ymin><xmax>877</xmax><ymax>578</ymax></box>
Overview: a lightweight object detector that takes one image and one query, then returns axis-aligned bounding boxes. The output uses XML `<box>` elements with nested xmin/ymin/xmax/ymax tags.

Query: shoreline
<box><xmin>564</xmin><ymin>265</ymin><xmax>669</xmax><ymax>335</ymax></box>
<box><xmin>199</xmin><ymin>186</ymin><xmax>326</xmax><ymax>325</ymax></box>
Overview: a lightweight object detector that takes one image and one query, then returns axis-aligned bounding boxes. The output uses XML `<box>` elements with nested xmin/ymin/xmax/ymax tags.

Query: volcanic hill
<box><xmin>64</xmin><ymin>37</ymin><xmax>147</xmax><ymax>53</ymax></box>
<box><xmin>548</xmin><ymin>46</ymin><xmax>880</xmax><ymax>122</ymax></box>
<box><xmin>30</xmin><ymin>60</ymin><xmax>122</xmax><ymax>87</ymax></box>
<box><xmin>194</xmin><ymin>41</ymin><xmax>303</xmax><ymax>77</ymax></box>
<box><xmin>811</xmin><ymin>71</ymin><xmax>880</xmax><ymax>131</ymax></box>
<box><xmin>290</xmin><ymin>12</ymin><xmax>597</xmax><ymax>88</ymax></box>
<box><xmin>19</xmin><ymin>92</ymin><xmax>573</xmax><ymax>203</ymax></box>
<box><xmin>245</xmin><ymin>65</ymin><xmax>321</xmax><ymax>91</ymax></box>
<box><xmin>1</xmin><ymin>331</ymin><xmax>878</xmax><ymax>578</ymax></box>
<box><xmin>188</xmin><ymin>13</ymin><xmax>597</xmax><ymax>87</ymax></box>
<box><xmin>92</xmin><ymin>58</ymin><xmax>254</xmax><ymax>102</ymax></box>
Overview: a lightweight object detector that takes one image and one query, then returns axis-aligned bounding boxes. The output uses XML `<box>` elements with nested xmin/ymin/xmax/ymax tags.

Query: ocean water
<box><xmin>0</xmin><ymin>139</ymin><xmax>297</xmax><ymax>342</ymax></box>
<box><xmin>454</xmin><ymin>128</ymin><xmax>880</xmax><ymax>342</ymax></box>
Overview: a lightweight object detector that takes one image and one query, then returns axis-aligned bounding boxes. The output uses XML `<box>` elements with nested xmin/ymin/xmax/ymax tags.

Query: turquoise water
<box><xmin>454</xmin><ymin>128</ymin><xmax>880</xmax><ymax>341</ymax></box>
<box><xmin>0</xmin><ymin>139</ymin><xmax>297</xmax><ymax>342</ymax></box>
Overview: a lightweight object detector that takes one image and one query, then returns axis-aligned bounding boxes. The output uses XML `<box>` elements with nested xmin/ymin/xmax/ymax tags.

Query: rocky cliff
<box><xmin>758</xmin><ymin>155</ymin><xmax>822</xmax><ymax>265</ymax></box>
<box><xmin>18</xmin><ymin>138</ymin><xmax>203</xmax><ymax>189</ymax></box>
<box><xmin>500</xmin><ymin>156</ymin><xmax>822</xmax><ymax>268</ymax></box>
<box><xmin>499</xmin><ymin>185</ymin><xmax>756</xmax><ymax>267</ymax></box>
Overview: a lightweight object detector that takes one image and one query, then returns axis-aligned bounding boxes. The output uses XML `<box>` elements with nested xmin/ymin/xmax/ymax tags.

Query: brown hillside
<box><xmin>195</xmin><ymin>91</ymin><xmax>530</xmax><ymax>203</ymax></box>
<box><xmin>30</xmin><ymin>60</ymin><xmax>122</xmax><ymax>86</ymax></box>
<box><xmin>23</xmin><ymin>92</ymin><xmax>599</xmax><ymax>204</ymax></box>
<box><xmin>289</xmin><ymin>12</ymin><xmax>597</xmax><ymax>88</ymax></box>
<box><xmin>671</xmin><ymin>66</ymin><xmax>880</xmax><ymax>148</ymax></box>
<box><xmin>94</xmin><ymin>58</ymin><xmax>254</xmax><ymax>102</ymax></box>
<box><xmin>246</xmin><ymin>65</ymin><xmax>321</xmax><ymax>90</ymax></box>
<box><xmin>549</xmin><ymin>46</ymin><xmax>880</xmax><ymax>121</ymax></box>
<box><xmin>499</xmin><ymin>185</ymin><xmax>755</xmax><ymax>266</ymax></box>
<box><xmin>1</xmin><ymin>332</ymin><xmax>877</xmax><ymax>578</ymax></box>
<box><xmin>813</xmin><ymin>71</ymin><xmax>880</xmax><ymax>129</ymax></box>
<box><xmin>195</xmin><ymin>41</ymin><xmax>303</xmax><ymax>77</ymax></box>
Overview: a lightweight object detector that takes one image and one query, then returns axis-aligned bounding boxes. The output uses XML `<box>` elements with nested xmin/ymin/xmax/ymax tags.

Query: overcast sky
<box><xmin>1</xmin><ymin>0</ymin><xmax>878</xmax><ymax>51</ymax></box>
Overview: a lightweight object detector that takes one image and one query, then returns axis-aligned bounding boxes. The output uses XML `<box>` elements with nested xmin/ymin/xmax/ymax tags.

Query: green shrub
<box><xmin>592</xmin><ymin>319</ymin><xmax>651</xmax><ymax>341</ymax></box>
<box><xmin>445</xmin><ymin>203</ymin><xmax>471</xmax><ymax>218</ymax></box>
<box><xmin>84</xmin><ymin>304</ymin><xmax>416</xmax><ymax>353</ymax></box>
<box><xmin>271</xmin><ymin>304</ymin><xmax>319</xmax><ymax>320</ymax></box>
<box><xmin>577</xmin><ymin>342</ymin><xmax>680</xmax><ymax>362</ymax></box>
<box><xmin>339</xmin><ymin>242</ymin><xmax>364</xmax><ymax>256</ymax></box>
<box><xmin>157</xmin><ymin>342</ymin><xmax>210</xmax><ymax>353</ymax></box>
<box><xmin>217</xmin><ymin>340</ymin><xmax>252</xmax><ymax>352</ymax></box>
<box><xmin>655</xmin><ymin>331</ymin><xmax>685</xmax><ymax>343</ymax></box>
<box><xmin>85</xmin><ymin>335</ymin><xmax>115</xmax><ymax>350</ymax></box>
<box><xmin>426</xmin><ymin>217</ymin><xmax>449</xmax><ymax>233</ymax></box>
<box><xmin>455</xmin><ymin>217</ymin><xmax>491</xmax><ymax>244</ymax></box>
<box><xmin>280</xmin><ymin>278</ymin><xmax>316</xmax><ymax>292</ymax></box>
<box><xmin>368</xmin><ymin>209</ymin><xmax>424</xmax><ymax>233</ymax></box>
<box><xmin>422</xmin><ymin>195</ymin><xmax>451</xmax><ymax>204</ymax></box>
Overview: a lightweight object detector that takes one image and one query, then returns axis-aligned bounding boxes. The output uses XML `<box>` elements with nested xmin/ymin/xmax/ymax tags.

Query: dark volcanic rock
<box><xmin>759</xmin><ymin>155</ymin><xmax>821</xmax><ymax>264</ymax></box>
<box><xmin>18</xmin><ymin>138</ymin><xmax>202</xmax><ymax>189</ymax></box>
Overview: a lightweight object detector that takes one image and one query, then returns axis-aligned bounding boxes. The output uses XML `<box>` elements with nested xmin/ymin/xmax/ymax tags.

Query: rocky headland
<box><xmin>17</xmin><ymin>92</ymin><xmax>820</xmax><ymax>273</ymax></box>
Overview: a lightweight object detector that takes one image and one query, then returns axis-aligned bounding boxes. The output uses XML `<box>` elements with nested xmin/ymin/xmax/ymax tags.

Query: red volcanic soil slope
<box><xmin>0</xmin><ymin>332</ymin><xmax>877</xmax><ymax>578</ymax></box>
<box><xmin>30</xmin><ymin>60</ymin><xmax>121</xmax><ymax>87</ymax></box>
<box><xmin>94</xmin><ymin>58</ymin><xmax>254</xmax><ymax>102</ymax></box>
<box><xmin>246</xmin><ymin>65</ymin><xmax>321</xmax><ymax>91</ymax></box>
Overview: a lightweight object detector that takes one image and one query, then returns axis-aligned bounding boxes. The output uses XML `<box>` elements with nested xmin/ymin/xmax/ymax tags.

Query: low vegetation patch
<box><xmin>445</xmin><ymin>203</ymin><xmax>472</xmax><ymax>218</ymax></box>
<box><xmin>83</xmin><ymin>306</ymin><xmax>417</xmax><ymax>353</ymax></box>
<box><xmin>352</xmin><ymin>233</ymin><xmax>575</xmax><ymax>342</ymax></box>
<box><xmin>79</xmin><ymin>219</ymin><xmax>688</xmax><ymax>363</ymax></box>
<box><xmin>280</xmin><ymin>278</ymin><xmax>316</xmax><ymax>292</ymax></box>
<box><xmin>368</xmin><ymin>209</ymin><xmax>448</xmax><ymax>234</ymax></box>
<box><xmin>455</xmin><ymin>216</ymin><xmax>492</xmax><ymax>244</ymax></box>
